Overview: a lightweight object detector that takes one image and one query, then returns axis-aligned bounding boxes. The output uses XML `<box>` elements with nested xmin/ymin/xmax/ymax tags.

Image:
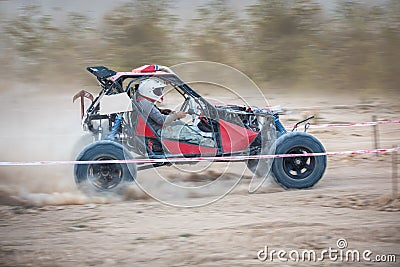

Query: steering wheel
<box><xmin>180</xmin><ymin>96</ymin><xmax>199</xmax><ymax>122</ymax></box>
<box><xmin>180</xmin><ymin>96</ymin><xmax>198</xmax><ymax>114</ymax></box>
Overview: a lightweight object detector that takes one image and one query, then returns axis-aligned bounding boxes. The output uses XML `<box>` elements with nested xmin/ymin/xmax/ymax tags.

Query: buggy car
<box><xmin>73</xmin><ymin>64</ymin><xmax>327</xmax><ymax>193</ymax></box>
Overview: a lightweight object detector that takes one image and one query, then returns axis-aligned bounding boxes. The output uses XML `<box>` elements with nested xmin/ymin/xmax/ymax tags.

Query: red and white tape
<box><xmin>0</xmin><ymin>120</ymin><xmax>397</xmax><ymax>166</ymax></box>
<box><xmin>0</xmin><ymin>147</ymin><xmax>399</xmax><ymax>166</ymax></box>
<box><xmin>306</xmin><ymin>120</ymin><xmax>400</xmax><ymax>129</ymax></box>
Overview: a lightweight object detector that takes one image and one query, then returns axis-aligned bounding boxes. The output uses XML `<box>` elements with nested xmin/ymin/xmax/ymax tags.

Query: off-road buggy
<box><xmin>73</xmin><ymin>64</ymin><xmax>326</xmax><ymax>193</ymax></box>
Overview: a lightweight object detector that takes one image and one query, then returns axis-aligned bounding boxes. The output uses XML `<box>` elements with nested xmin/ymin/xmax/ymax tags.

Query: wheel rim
<box><xmin>282</xmin><ymin>146</ymin><xmax>315</xmax><ymax>180</ymax></box>
<box><xmin>87</xmin><ymin>155</ymin><xmax>123</xmax><ymax>190</ymax></box>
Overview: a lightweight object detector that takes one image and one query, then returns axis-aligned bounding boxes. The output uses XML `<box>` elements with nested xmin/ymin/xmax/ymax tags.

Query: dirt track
<box><xmin>0</xmin><ymin>84</ymin><xmax>399</xmax><ymax>266</ymax></box>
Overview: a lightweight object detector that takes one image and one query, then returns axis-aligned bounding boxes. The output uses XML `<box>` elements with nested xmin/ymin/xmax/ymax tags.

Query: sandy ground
<box><xmin>0</xmin><ymin>82</ymin><xmax>399</xmax><ymax>266</ymax></box>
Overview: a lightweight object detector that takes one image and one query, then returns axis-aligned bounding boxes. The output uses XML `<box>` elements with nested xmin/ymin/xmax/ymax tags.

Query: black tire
<box><xmin>271</xmin><ymin>132</ymin><xmax>326</xmax><ymax>189</ymax></box>
<box><xmin>74</xmin><ymin>140</ymin><xmax>137</xmax><ymax>194</ymax></box>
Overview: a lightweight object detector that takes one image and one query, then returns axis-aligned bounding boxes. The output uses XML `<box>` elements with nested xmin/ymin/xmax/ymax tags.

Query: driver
<box><xmin>136</xmin><ymin>77</ymin><xmax>186</xmax><ymax>132</ymax></box>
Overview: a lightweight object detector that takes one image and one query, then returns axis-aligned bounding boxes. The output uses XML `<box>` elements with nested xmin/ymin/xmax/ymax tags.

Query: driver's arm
<box><xmin>162</xmin><ymin>110</ymin><xmax>186</xmax><ymax>125</ymax></box>
<box><xmin>149</xmin><ymin>106</ymin><xmax>186</xmax><ymax>126</ymax></box>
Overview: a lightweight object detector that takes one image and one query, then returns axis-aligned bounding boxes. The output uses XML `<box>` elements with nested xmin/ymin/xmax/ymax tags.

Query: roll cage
<box><xmin>83</xmin><ymin>65</ymin><xmax>275</xmax><ymax>159</ymax></box>
<box><xmin>83</xmin><ymin>66</ymin><xmax>221</xmax><ymax>155</ymax></box>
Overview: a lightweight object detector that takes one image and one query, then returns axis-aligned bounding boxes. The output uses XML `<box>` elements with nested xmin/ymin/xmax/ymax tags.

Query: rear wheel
<box><xmin>74</xmin><ymin>140</ymin><xmax>137</xmax><ymax>194</ymax></box>
<box><xmin>271</xmin><ymin>132</ymin><xmax>326</xmax><ymax>189</ymax></box>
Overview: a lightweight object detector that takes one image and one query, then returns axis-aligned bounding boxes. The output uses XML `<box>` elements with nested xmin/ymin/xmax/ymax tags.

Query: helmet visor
<box><xmin>153</xmin><ymin>87</ymin><xmax>164</xmax><ymax>97</ymax></box>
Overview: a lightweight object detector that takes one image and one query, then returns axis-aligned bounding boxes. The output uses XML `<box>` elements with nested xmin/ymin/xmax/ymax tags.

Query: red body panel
<box><xmin>219</xmin><ymin>120</ymin><xmax>258</xmax><ymax>153</ymax></box>
<box><xmin>136</xmin><ymin>115</ymin><xmax>156</xmax><ymax>138</ymax></box>
<box><xmin>162</xmin><ymin>139</ymin><xmax>217</xmax><ymax>155</ymax></box>
<box><xmin>132</xmin><ymin>64</ymin><xmax>158</xmax><ymax>73</ymax></box>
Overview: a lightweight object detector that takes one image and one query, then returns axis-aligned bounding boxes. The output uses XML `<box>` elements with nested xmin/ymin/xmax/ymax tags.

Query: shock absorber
<box><xmin>274</xmin><ymin>115</ymin><xmax>287</xmax><ymax>134</ymax></box>
<box><xmin>108</xmin><ymin>115</ymin><xmax>123</xmax><ymax>141</ymax></box>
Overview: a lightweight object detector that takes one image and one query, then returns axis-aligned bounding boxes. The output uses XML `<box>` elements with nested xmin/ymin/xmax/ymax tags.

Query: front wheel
<box><xmin>74</xmin><ymin>140</ymin><xmax>137</xmax><ymax>194</ymax></box>
<box><xmin>271</xmin><ymin>132</ymin><xmax>327</xmax><ymax>189</ymax></box>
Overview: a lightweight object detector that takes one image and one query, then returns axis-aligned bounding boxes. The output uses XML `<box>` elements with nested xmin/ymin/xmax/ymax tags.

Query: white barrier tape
<box><xmin>306</xmin><ymin>120</ymin><xmax>400</xmax><ymax>129</ymax></box>
<box><xmin>0</xmin><ymin>147</ymin><xmax>399</xmax><ymax>166</ymax></box>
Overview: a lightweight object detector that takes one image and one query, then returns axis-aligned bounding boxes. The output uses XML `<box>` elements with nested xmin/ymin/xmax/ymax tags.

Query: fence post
<box><xmin>372</xmin><ymin>115</ymin><xmax>380</xmax><ymax>157</ymax></box>
<box><xmin>393</xmin><ymin>145</ymin><xmax>398</xmax><ymax>198</ymax></box>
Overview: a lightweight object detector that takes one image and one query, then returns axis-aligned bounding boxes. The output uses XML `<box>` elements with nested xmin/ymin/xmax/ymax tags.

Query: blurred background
<box><xmin>0</xmin><ymin>0</ymin><xmax>399</xmax><ymax>93</ymax></box>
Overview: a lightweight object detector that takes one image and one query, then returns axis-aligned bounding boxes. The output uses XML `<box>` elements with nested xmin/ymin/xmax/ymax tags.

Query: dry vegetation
<box><xmin>1</xmin><ymin>0</ymin><xmax>400</xmax><ymax>92</ymax></box>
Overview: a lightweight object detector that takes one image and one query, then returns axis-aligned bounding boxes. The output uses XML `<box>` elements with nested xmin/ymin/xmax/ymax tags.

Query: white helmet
<box><xmin>138</xmin><ymin>78</ymin><xmax>166</xmax><ymax>102</ymax></box>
